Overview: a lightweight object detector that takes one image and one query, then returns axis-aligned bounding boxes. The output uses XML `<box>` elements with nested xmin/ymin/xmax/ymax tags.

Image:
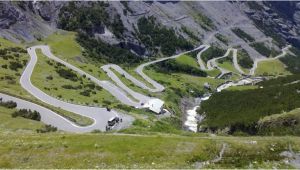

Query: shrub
<box><xmin>9</xmin><ymin>61</ymin><xmax>23</xmax><ymax>71</ymax></box>
<box><xmin>61</xmin><ymin>84</ymin><xmax>81</xmax><ymax>90</ymax></box>
<box><xmin>79</xmin><ymin>90</ymin><xmax>91</xmax><ymax>97</ymax></box>
<box><xmin>56</xmin><ymin>68</ymin><xmax>78</xmax><ymax>81</ymax></box>
<box><xmin>0</xmin><ymin>99</ymin><xmax>17</xmax><ymax>108</ymax></box>
<box><xmin>12</xmin><ymin>109</ymin><xmax>41</xmax><ymax>121</ymax></box>
<box><xmin>46</xmin><ymin>75</ymin><xmax>53</xmax><ymax>80</ymax></box>
<box><xmin>85</xmin><ymin>83</ymin><xmax>95</xmax><ymax>89</ymax></box>
<box><xmin>1</xmin><ymin>65</ymin><xmax>7</xmax><ymax>69</ymax></box>
<box><xmin>37</xmin><ymin>124</ymin><xmax>57</xmax><ymax>133</ymax></box>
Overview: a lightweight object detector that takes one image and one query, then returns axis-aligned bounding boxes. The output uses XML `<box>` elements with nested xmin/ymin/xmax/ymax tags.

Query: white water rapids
<box><xmin>184</xmin><ymin>77</ymin><xmax>263</xmax><ymax>132</ymax></box>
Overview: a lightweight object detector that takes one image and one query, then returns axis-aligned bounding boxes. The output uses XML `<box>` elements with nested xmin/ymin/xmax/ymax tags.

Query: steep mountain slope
<box><xmin>0</xmin><ymin>1</ymin><xmax>284</xmax><ymax>59</ymax></box>
<box><xmin>245</xmin><ymin>1</ymin><xmax>300</xmax><ymax>48</ymax></box>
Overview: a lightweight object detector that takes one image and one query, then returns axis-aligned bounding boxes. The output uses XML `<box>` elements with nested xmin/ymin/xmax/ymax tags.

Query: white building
<box><xmin>144</xmin><ymin>98</ymin><xmax>164</xmax><ymax>114</ymax></box>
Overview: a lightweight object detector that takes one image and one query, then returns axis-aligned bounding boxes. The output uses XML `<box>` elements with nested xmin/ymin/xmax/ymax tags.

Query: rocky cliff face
<box><xmin>244</xmin><ymin>1</ymin><xmax>300</xmax><ymax>48</ymax></box>
<box><xmin>0</xmin><ymin>1</ymin><xmax>64</xmax><ymax>43</ymax></box>
<box><xmin>0</xmin><ymin>1</ymin><xmax>296</xmax><ymax>57</ymax></box>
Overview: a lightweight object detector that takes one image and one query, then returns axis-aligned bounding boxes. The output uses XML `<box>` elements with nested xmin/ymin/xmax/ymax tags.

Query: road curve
<box><xmin>232</xmin><ymin>49</ymin><xmax>245</xmax><ymax>75</ymax></box>
<box><xmin>102</xmin><ymin>64</ymin><xmax>151</xmax><ymax>104</ymax></box>
<box><xmin>17</xmin><ymin>44</ymin><xmax>204</xmax><ymax>132</ymax></box>
<box><xmin>135</xmin><ymin>45</ymin><xmax>206</xmax><ymax>92</ymax></box>
<box><xmin>197</xmin><ymin>45</ymin><xmax>211</xmax><ymax>71</ymax></box>
<box><xmin>249</xmin><ymin>45</ymin><xmax>292</xmax><ymax>75</ymax></box>
<box><xmin>36</xmin><ymin>46</ymin><xmax>141</xmax><ymax>107</ymax></box>
<box><xmin>20</xmin><ymin>45</ymin><xmax>134</xmax><ymax>132</ymax></box>
<box><xmin>197</xmin><ymin>47</ymin><xmax>232</xmax><ymax>78</ymax></box>
<box><xmin>0</xmin><ymin>93</ymin><xmax>133</xmax><ymax>133</ymax></box>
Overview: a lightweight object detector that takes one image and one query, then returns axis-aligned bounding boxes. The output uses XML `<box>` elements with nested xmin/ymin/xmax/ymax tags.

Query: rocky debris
<box><xmin>280</xmin><ymin>144</ymin><xmax>300</xmax><ymax>168</ymax></box>
<box><xmin>194</xmin><ymin>143</ymin><xmax>227</xmax><ymax>168</ymax></box>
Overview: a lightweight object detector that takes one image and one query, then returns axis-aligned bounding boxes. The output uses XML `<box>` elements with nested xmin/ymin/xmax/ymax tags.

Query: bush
<box><xmin>37</xmin><ymin>124</ymin><xmax>57</xmax><ymax>133</ymax></box>
<box><xmin>85</xmin><ymin>83</ymin><xmax>95</xmax><ymax>89</ymax></box>
<box><xmin>12</xmin><ymin>109</ymin><xmax>41</xmax><ymax>121</ymax></box>
<box><xmin>46</xmin><ymin>75</ymin><xmax>53</xmax><ymax>80</ymax></box>
<box><xmin>79</xmin><ymin>90</ymin><xmax>91</xmax><ymax>97</ymax></box>
<box><xmin>9</xmin><ymin>61</ymin><xmax>23</xmax><ymax>71</ymax></box>
<box><xmin>56</xmin><ymin>68</ymin><xmax>78</xmax><ymax>81</ymax></box>
<box><xmin>0</xmin><ymin>99</ymin><xmax>17</xmax><ymax>108</ymax></box>
<box><xmin>1</xmin><ymin>65</ymin><xmax>7</xmax><ymax>69</ymax></box>
<box><xmin>61</xmin><ymin>84</ymin><xmax>82</xmax><ymax>90</ymax></box>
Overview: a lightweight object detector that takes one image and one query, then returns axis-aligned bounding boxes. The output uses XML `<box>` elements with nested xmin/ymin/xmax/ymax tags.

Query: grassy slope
<box><xmin>0</xmin><ymin>130</ymin><xmax>298</xmax><ymax>169</ymax></box>
<box><xmin>206</xmin><ymin>69</ymin><xmax>221</xmax><ymax>77</ymax></box>
<box><xmin>218</xmin><ymin>61</ymin><xmax>239</xmax><ymax>74</ymax></box>
<box><xmin>41</xmin><ymin>31</ymin><xmax>110</xmax><ymax>80</ymax></box>
<box><xmin>144</xmin><ymin>68</ymin><xmax>224</xmax><ymax>92</ymax></box>
<box><xmin>0</xmin><ymin>38</ymin><xmax>92</xmax><ymax>126</ymax></box>
<box><xmin>31</xmin><ymin>49</ymin><xmax>120</xmax><ymax>107</ymax></box>
<box><xmin>0</xmin><ymin>98</ymin><xmax>298</xmax><ymax>169</ymax></box>
<box><xmin>225</xmin><ymin>85</ymin><xmax>258</xmax><ymax>91</ymax></box>
<box><xmin>255</xmin><ymin>59</ymin><xmax>291</xmax><ymax>76</ymax></box>
<box><xmin>258</xmin><ymin>108</ymin><xmax>300</xmax><ymax>135</ymax></box>
<box><xmin>0</xmin><ymin>106</ymin><xmax>44</xmax><ymax>132</ymax></box>
<box><xmin>175</xmin><ymin>54</ymin><xmax>199</xmax><ymax>69</ymax></box>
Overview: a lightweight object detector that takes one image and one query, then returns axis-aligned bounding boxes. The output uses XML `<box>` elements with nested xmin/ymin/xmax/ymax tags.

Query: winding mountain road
<box><xmin>197</xmin><ymin>46</ymin><xmax>233</xmax><ymax>78</ymax></box>
<box><xmin>17</xmin><ymin>46</ymin><xmax>135</xmax><ymax>132</ymax></box>
<box><xmin>2</xmin><ymin>45</ymin><xmax>206</xmax><ymax>132</ymax></box>
<box><xmin>3</xmin><ymin>39</ymin><xmax>291</xmax><ymax>133</ymax></box>
<box><xmin>0</xmin><ymin>93</ymin><xmax>133</xmax><ymax>133</ymax></box>
<box><xmin>136</xmin><ymin>45</ymin><xmax>206</xmax><ymax>91</ymax></box>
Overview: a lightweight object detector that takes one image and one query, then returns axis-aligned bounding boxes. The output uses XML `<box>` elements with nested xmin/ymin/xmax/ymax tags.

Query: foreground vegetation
<box><xmin>0</xmin><ymin>130</ymin><xmax>298</xmax><ymax>168</ymax></box>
